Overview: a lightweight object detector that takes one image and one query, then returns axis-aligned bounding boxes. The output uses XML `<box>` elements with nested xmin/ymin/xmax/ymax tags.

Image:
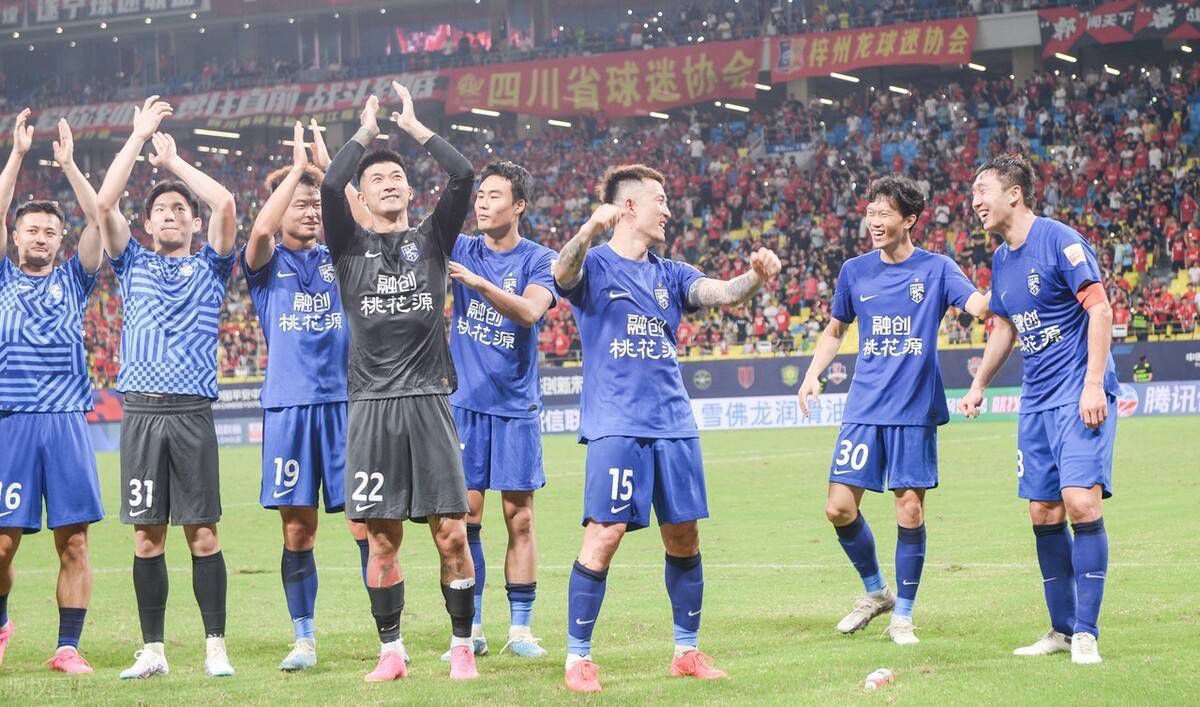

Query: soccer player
<box><xmin>243</xmin><ymin>121</ymin><xmax>371</xmax><ymax>671</ymax></box>
<box><xmin>796</xmin><ymin>175</ymin><xmax>990</xmax><ymax>645</ymax></box>
<box><xmin>553</xmin><ymin>164</ymin><xmax>781</xmax><ymax>693</ymax></box>
<box><xmin>444</xmin><ymin>160</ymin><xmax>556</xmax><ymax>659</ymax></box>
<box><xmin>321</xmin><ymin>84</ymin><xmax>478</xmax><ymax>682</ymax></box>
<box><xmin>94</xmin><ymin>97</ymin><xmax>240</xmax><ymax>679</ymax></box>
<box><xmin>0</xmin><ymin>113</ymin><xmax>105</xmax><ymax>673</ymax></box>
<box><xmin>960</xmin><ymin>155</ymin><xmax>1117</xmax><ymax>665</ymax></box>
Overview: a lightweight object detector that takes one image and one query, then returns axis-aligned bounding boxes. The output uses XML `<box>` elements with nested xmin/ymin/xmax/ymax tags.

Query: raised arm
<box><xmin>321</xmin><ymin>96</ymin><xmax>378</xmax><ymax>257</ymax></box>
<box><xmin>246</xmin><ymin>121</ymin><xmax>307</xmax><ymax>272</ymax></box>
<box><xmin>391</xmin><ymin>81</ymin><xmax>474</xmax><ymax>254</ymax></box>
<box><xmin>309</xmin><ymin>118</ymin><xmax>371</xmax><ymax>230</ymax></box>
<box><xmin>959</xmin><ymin>316</ymin><xmax>1018</xmax><ymax>418</ymax></box>
<box><xmin>686</xmin><ymin>247</ymin><xmax>782</xmax><ymax>307</ymax></box>
<box><xmin>52</xmin><ymin>118</ymin><xmax>102</xmax><ymax>273</ymax></box>
<box><xmin>448</xmin><ymin>261</ymin><xmax>554</xmax><ymax>327</ymax></box>
<box><xmin>1</xmin><ymin>108</ymin><xmax>34</xmax><ymax>255</ymax></box>
<box><xmin>554</xmin><ymin>203</ymin><xmax>620</xmax><ymax>289</ymax></box>
<box><xmin>97</xmin><ymin>96</ymin><xmax>173</xmax><ymax>257</ymax></box>
<box><xmin>797</xmin><ymin>317</ymin><xmax>850</xmax><ymax>417</ymax></box>
<box><xmin>147</xmin><ymin>132</ymin><xmax>236</xmax><ymax>256</ymax></box>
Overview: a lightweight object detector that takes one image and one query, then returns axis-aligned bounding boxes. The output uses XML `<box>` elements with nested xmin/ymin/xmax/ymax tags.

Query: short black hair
<box><xmin>13</xmin><ymin>200</ymin><xmax>66</xmax><ymax>229</ymax></box>
<box><xmin>597</xmin><ymin>163</ymin><xmax>665</xmax><ymax>204</ymax></box>
<box><xmin>866</xmin><ymin>175</ymin><xmax>925</xmax><ymax>225</ymax></box>
<box><xmin>479</xmin><ymin>161</ymin><xmax>532</xmax><ymax>216</ymax></box>
<box><xmin>975</xmin><ymin>154</ymin><xmax>1036</xmax><ymax>209</ymax></box>
<box><xmin>265</xmin><ymin>165</ymin><xmax>323</xmax><ymax>192</ymax></box>
<box><xmin>144</xmin><ymin>180</ymin><xmax>200</xmax><ymax>218</ymax></box>
<box><xmin>355</xmin><ymin>149</ymin><xmax>407</xmax><ymax>184</ymax></box>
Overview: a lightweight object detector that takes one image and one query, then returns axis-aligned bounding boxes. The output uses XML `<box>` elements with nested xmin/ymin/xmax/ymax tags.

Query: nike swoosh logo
<box><xmin>902</xmin><ymin>580</ymin><xmax>919</xmax><ymax>586</ymax></box>
<box><xmin>687</xmin><ymin>609</ymin><xmax>701</xmax><ymax>617</ymax></box>
<box><xmin>1043</xmin><ymin>576</ymin><xmax>1058</xmax><ymax>583</ymax></box>
<box><xmin>129</xmin><ymin>508</ymin><xmax>149</xmax><ymax>517</ymax></box>
<box><xmin>608</xmin><ymin>291</ymin><xmax>631</xmax><ymax>299</ymax></box>
<box><xmin>365</xmin><ymin>251</ymin><xmax>382</xmax><ymax>258</ymax></box>
<box><xmin>277</xmin><ymin>272</ymin><xmax>297</xmax><ymax>278</ymax></box>
<box><xmin>0</xmin><ymin>511</ymin><xmax>12</xmax><ymax>518</ymax></box>
<box><xmin>574</xmin><ymin>618</ymin><xmax>595</xmax><ymax>625</ymax></box>
<box><xmin>355</xmin><ymin>503</ymin><xmax>378</xmax><ymax>512</ymax></box>
<box><xmin>609</xmin><ymin>503</ymin><xmax>631</xmax><ymax>513</ymax></box>
<box><xmin>831</xmin><ymin>469</ymin><xmax>855</xmax><ymax>475</ymax></box>
<box><xmin>273</xmin><ymin>487</ymin><xmax>296</xmax><ymax>499</ymax></box>
<box><xmin>1084</xmin><ymin>572</ymin><xmax>1106</xmax><ymax>580</ymax></box>
<box><xmin>859</xmin><ymin>294</ymin><xmax>879</xmax><ymax>301</ymax></box>
<box><xmin>16</xmin><ymin>285</ymin><xmax>33</xmax><ymax>291</ymax></box>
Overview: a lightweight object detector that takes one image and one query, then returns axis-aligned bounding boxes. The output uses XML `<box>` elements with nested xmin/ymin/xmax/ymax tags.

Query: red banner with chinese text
<box><xmin>443</xmin><ymin>40</ymin><xmax>761</xmax><ymax>118</ymax></box>
<box><xmin>770</xmin><ymin>18</ymin><xmax>977</xmax><ymax>82</ymax></box>
<box><xmin>1039</xmin><ymin>0</ymin><xmax>1199</xmax><ymax>58</ymax></box>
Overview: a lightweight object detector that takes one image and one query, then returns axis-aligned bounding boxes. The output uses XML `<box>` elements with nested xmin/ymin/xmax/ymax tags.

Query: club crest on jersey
<box><xmin>502</xmin><ymin>275</ymin><xmax>518</xmax><ymax>294</ymax></box>
<box><xmin>319</xmin><ymin>263</ymin><xmax>336</xmax><ymax>283</ymax></box>
<box><xmin>179</xmin><ymin>262</ymin><xmax>195</xmax><ymax>278</ymax></box>
<box><xmin>1027</xmin><ymin>269</ymin><xmax>1041</xmax><ymax>296</ymax></box>
<box><xmin>401</xmin><ymin>242</ymin><xmax>420</xmax><ymax>263</ymax></box>
<box><xmin>48</xmin><ymin>283</ymin><xmax>63</xmax><ymax>303</ymax></box>
<box><xmin>654</xmin><ymin>284</ymin><xmax>669</xmax><ymax>309</ymax></box>
<box><xmin>909</xmin><ymin>279</ymin><xmax>925</xmax><ymax>303</ymax></box>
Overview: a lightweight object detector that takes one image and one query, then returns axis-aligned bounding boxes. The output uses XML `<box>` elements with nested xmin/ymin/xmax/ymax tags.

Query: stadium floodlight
<box><xmin>547</xmin><ymin>119</ymin><xmax>572</xmax><ymax>128</ymax></box>
<box><xmin>819</xmin><ymin>97</ymin><xmax>834</xmax><ymax>105</ymax></box>
<box><xmin>1104</xmin><ymin>65</ymin><xmax>1120</xmax><ymax>76</ymax></box>
<box><xmin>724</xmin><ymin>102</ymin><xmax>750</xmax><ymax>113</ymax></box>
<box><xmin>194</xmin><ymin>128</ymin><xmax>241</xmax><ymax>139</ymax></box>
<box><xmin>967</xmin><ymin>62</ymin><xmax>986</xmax><ymax>72</ymax></box>
<box><xmin>830</xmin><ymin>72</ymin><xmax>860</xmax><ymax>83</ymax></box>
<box><xmin>649</xmin><ymin>111</ymin><xmax>670</xmax><ymax>120</ymax></box>
<box><xmin>1054</xmin><ymin>52</ymin><xmax>1077</xmax><ymax>63</ymax></box>
<box><xmin>755</xmin><ymin>83</ymin><xmax>772</xmax><ymax>91</ymax></box>
<box><xmin>471</xmin><ymin>108</ymin><xmax>501</xmax><ymax>117</ymax></box>
<box><xmin>1182</xmin><ymin>45</ymin><xmax>1193</xmax><ymax>53</ymax></box>
<box><xmin>888</xmin><ymin>85</ymin><xmax>911</xmax><ymax>95</ymax></box>
<box><xmin>11</xmin><ymin>31</ymin><xmax>18</xmax><ymax>38</ymax></box>
<box><xmin>56</xmin><ymin>26</ymin><xmax>63</xmax><ymax>33</ymax></box>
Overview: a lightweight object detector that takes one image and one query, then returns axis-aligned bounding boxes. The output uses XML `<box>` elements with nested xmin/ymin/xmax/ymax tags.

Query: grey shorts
<box><xmin>345</xmin><ymin>395</ymin><xmax>469</xmax><ymax>522</ymax></box>
<box><xmin>119</xmin><ymin>393</ymin><xmax>221</xmax><ymax>526</ymax></box>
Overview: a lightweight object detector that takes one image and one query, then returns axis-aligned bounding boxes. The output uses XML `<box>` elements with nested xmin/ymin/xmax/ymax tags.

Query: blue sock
<box><xmin>0</xmin><ymin>593</ymin><xmax>8</xmax><ymax>627</ymax></box>
<box><xmin>1033</xmin><ymin>522</ymin><xmax>1076</xmax><ymax>636</ymax></box>
<box><xmin>894</xmin><ymin>525</ymin><xmax>926</xmax><ymax>619</ymax></box>
<box><xmin>567</xmin><ymin>561</ymin><xmax>607</xmax><ymax>657</ymax></box>
<box><xmin>466</xmin><ymin>523</ymin><xmax>485</xmax><ymax>628</ymax></box>
<box><xmin>664</xmin><ymin>553</ymin><xmax>703</xmax><ymax>649</ymax></box>
<box><xmin>835</xmin><ymin>513</ymin><xmax>885</xmax><ymax>593</ymax></box>
<box><xmin>281</xmin><ymin>548</ymin><xmax>318</xmax><ymax>640</ymax></box>
<box><xmin>506</xmin><ymin>582</ymin><xmax>536</xmax><ymax>628</ymax></box>
<box><xmin>355</xmin><ymin>538</ymin><xmax>369</xmax><ymax>587</ymax></box>
<box><xmin>57</xmin><ymin>607</ymin><xmax>86</xmax><ymax>649</ymax></box>
<box><xmin>1072</xmin><ymin>518</ymin><xmax>1108</xmax><ymax>638</ymax></box>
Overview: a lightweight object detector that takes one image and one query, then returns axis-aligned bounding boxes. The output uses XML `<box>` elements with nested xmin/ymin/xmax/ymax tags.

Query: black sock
<box><xmin>442</xmin><ymin>580</ymin><xmax>476</xmax><ymax>639</ymax></box>
<box><xmin>367</xmin><ymin>581</ymin><xmax>405</xmax><ymax>644</ymax></box>
<box><xmin>355</xmin><ymin>538</ymin><xmax>369</xmax><ymax>588</ymax></box>
<box><xmin>133</xmin><ymin>554</ymin><xmax>168</xmax><ymax>644</ymax></box>
<box><xmin>192</xmin><ymin>552</ymin><xmax>227</xmax><ymax>638</ymax></box>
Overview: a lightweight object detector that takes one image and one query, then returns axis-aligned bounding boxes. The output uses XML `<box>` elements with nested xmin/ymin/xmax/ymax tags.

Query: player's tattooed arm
<box><xmin>148</xmin><ymin>132</ymin><xmax>237</xmax><ymax>256</ymax></box>
<box><xmin>97</xmin><ymin>96</ymin><xmax>173</xmax><ymax>258</ymax></box>
<box><xmin>247</xmin><ymin>121</ymin><xmax>308</xmax><ymax>272</ymax></box>
<box><xmin>555</xmin><ymin>203</ymin><xmax>620</xmax><ymax>289</ymax></box>
<box><xmin>0</xmin><ymin>107</ymin><xmax>33</xmax><ymax>254</ymax></box>
<box><xmin>53</xmin><ymin>118</ymin><xmax>103</xmax><ymax>274</ymax></box>
<box><xmin>960</xmin><ymin>316</ymin><xmax>1018</xmax><ymax>418</ymax></box>
<box><xmin>686</xmin><ymin>247</ymin><xmax>782</xmax><ymax>307</ymax></box>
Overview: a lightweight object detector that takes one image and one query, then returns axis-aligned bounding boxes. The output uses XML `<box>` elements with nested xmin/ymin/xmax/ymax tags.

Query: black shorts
<box><xmin>345</xmin><ymin>395</ymin><xmax>469</xmax><ymax>522</ymax></box>
<box><xmin>119</xmin><ymin>393</ymin><xmax>221</xmax><ymax>526</ymax></box>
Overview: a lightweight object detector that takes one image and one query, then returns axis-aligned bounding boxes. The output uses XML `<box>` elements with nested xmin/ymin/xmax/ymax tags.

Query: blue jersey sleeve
<box><xmin>668</xmin><ymin>258</ymin><xmax>705</xmax><ymax>312</ymax></box>
<box><xmin>941</xmin><ymin>256</ymin><xmax>976</xmax><ymax>310</ymax></box>
<box><xmin>830</xmin><ymin>263</ymin><xmax>856</xmax><ymax>323</ymax></box>
<box><xmin>239</xmin><ymin>245</ymin><xmax>274</xmax><ymax>286</ymax></box>
<box><xmin>987</xmin><ymin>251</ymin><xmax>1009</xmax><ymax>319</ymax></box>
<box><xmin>65</xmin><ymin>255</ymin><xmax>98</xmax><ymax>299</ymax></box>
<box><xmin>1054</xmin><ymin>228</ymin><xmax>1103</xmax><ymax>295</ymax></box>
<box><xmin>201</xmin><ymin>243</ymin><xmax>237</xmax><ymax>284</ymax></box>
<box><xmin>108</xmin><ymin>237</ymin><xmax>144</xmax><ymax>278</ymax></box>
<box><xmin>527</xmin><ymin>248</ymin><xmax>559</xmax><ymax>309</ymax></box>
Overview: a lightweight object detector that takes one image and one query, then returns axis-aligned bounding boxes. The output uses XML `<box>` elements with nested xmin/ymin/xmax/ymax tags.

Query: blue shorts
<box><xmin>828</xmin><ymin>423</ymin><xmax>938</xmax><ymax>492</ymax></box>
<box><xmin>453</xmin><ymin>406</ymin><xmax>545</xmax><ymax>492</ymax></box>
<box><xmin>1017</xmin><ymin>399</ymin><xmax>1115</xmax><ymax>502</ymax></box>
<box><xmin>259</xmin><ymin>402</ymin><xmax>347</xmax><ymax>512</ymax></box>
<box><xmin>582</xmin><ymin>436</ymin><xmax>708</xmax><ymax>531</ymax></box>
<box><xmin>0</xmin><ymin>411</ymin><xmax>103</xmax><ymax>532</ymax></box>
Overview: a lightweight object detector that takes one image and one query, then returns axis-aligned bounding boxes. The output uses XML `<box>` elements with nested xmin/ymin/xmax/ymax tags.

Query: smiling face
<box><xmin>864</xmin><ymin>194</ymin><xmax>915</xmax><ymax>251</ymax></box>
<box><xmin>145</xmin><ymin>189</ymin><xmax>201</xmax><ymax>252</ymax></box>
<box><xmin>972</xmin><ymin>168</ymin><xmax>1022</xmax><ymax>234</ymax></box>
<box><xmin>624</xmin><ymin>177</ymin><xmax>671</xmax><ymax>244</ymax></box>
<box><xmin>12</xmin><ymin>211</ymin><xmax>64</xmax><ymax>269</ymax></box>
<box><xmin>358</xmin><ymin>160</ymin><xmax>412</xmax><ymax>218</ymax></box>
<box><xmin>281</xmin><ymin>184</ymin><xmax>322</xmax><ymax>244</ymax></box>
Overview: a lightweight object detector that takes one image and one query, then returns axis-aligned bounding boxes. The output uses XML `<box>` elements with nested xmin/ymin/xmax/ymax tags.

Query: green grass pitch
<box><xmin>0</xmin><ymin>417</ymin><xmax>1195</xmax><ymax>705</ymax></box>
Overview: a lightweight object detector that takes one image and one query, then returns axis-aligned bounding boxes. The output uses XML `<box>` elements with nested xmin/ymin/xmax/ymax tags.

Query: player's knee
<box><xmin>589</xmin><ymin>522</ymin><xmax>626</xmax><ymax>557</ymax></box>
<box><xmin>825</xmin><ymin>502</ymin><xmax>856</xmax><ymax>526</ymax></box>
<box><xmin>58</xmin><ymin>531</ymin><xmax>89</xmax><ymax>568</ymax></box>
<box><xmin>435</xmin><ymin>523</ymin><xmax>468</xmax><ymax>559</ymax></box>
<box><xmin>0</xmin><ymin>537</ymin><xmax>17</xmax><ymax>568</ymax></box>
<box><xmin>1064</xmin><ymin>497</ymin><xmax>1102</xmax><ymax>524</ymax></box>
<box><xmin>283</xmin><ymin>517</ymin><xmax>317</xmax><ymax>549</ymax></box>
<box><xmin>894</xmin><ymin>495</ymin><xmax>924</xmax><ymax>526</ymax></box>
<box><xmin>185</xmin><ymin>526</ymin><xmax>220</xmax><ymax>556</ymax></box>
<box><xmin>661</xmin><ymin>524</ymin><xmax>699</xmax><ymax>556</ymax></box>
<box><xmin>505</xmin><ymin>506</ymin><xmax>534</xmax><ymax>540</ymax></box>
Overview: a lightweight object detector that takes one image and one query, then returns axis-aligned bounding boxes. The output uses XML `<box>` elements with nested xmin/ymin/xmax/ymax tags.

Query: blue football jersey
<box><xmin>110</xmin><ymin>238</ymin><xmax>234</xmax><ymax>399</ymax></box>
<box><xmin>449</xmin><ymin>235</ymin><xmax>557</xmax><ymax>418</ymax></box>
<box><xmin>243</xmin><ymin>244</ymin><xmax>348</xmax><ymax>408</ymax></box>
<box><xmin>831</xmin><ymin>248</ymin><xmax>977</xmax><ymax>426</ymax></box>
<box><xmin>0</xmin><ymin>256</ymin><xmax>97</xmax><ymax>412</ymax></box>
<box><xmin>557</xmin><ymin>244</ymin><xmax>704</xmax><ymax>441</ymax></box>
<box><xmin>989</xmin><ymin>217</ymin><xmax>1119</xmax><ymax>412</ymax></box>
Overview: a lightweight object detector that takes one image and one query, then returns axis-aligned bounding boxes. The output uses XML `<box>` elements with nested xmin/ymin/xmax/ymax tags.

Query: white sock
<box><xmin>145</xmin><ymin>641</ymin><xmax>166</xmax><ymax>656</ymax></box>
<box><xmin>674</xmin><ymin>645</ymin><xmax>697</xmax><ymax>658</ymax></box>
<box><xmin>381</xmin><ymin>639</ymin><xmax>405</xmax><ymax>655</ymax></box>
<box><xmin>868</xmin><ymin>587</ymin><xmax>890</xmax><ymax>599</ymax></box>
<box><xmin>565</xmin><ymin>653</ymin><xmax>590</xmax><ymax>669</ymax></box>
<box><xmin>470</xmin><ymin>624</ymin><xmax>485</xmax><ymax>639</ymax></box>
<box><xmin>451</xmin><ymin>635</ymin><xmax>472</xmax><ymax>649</ymax></box>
